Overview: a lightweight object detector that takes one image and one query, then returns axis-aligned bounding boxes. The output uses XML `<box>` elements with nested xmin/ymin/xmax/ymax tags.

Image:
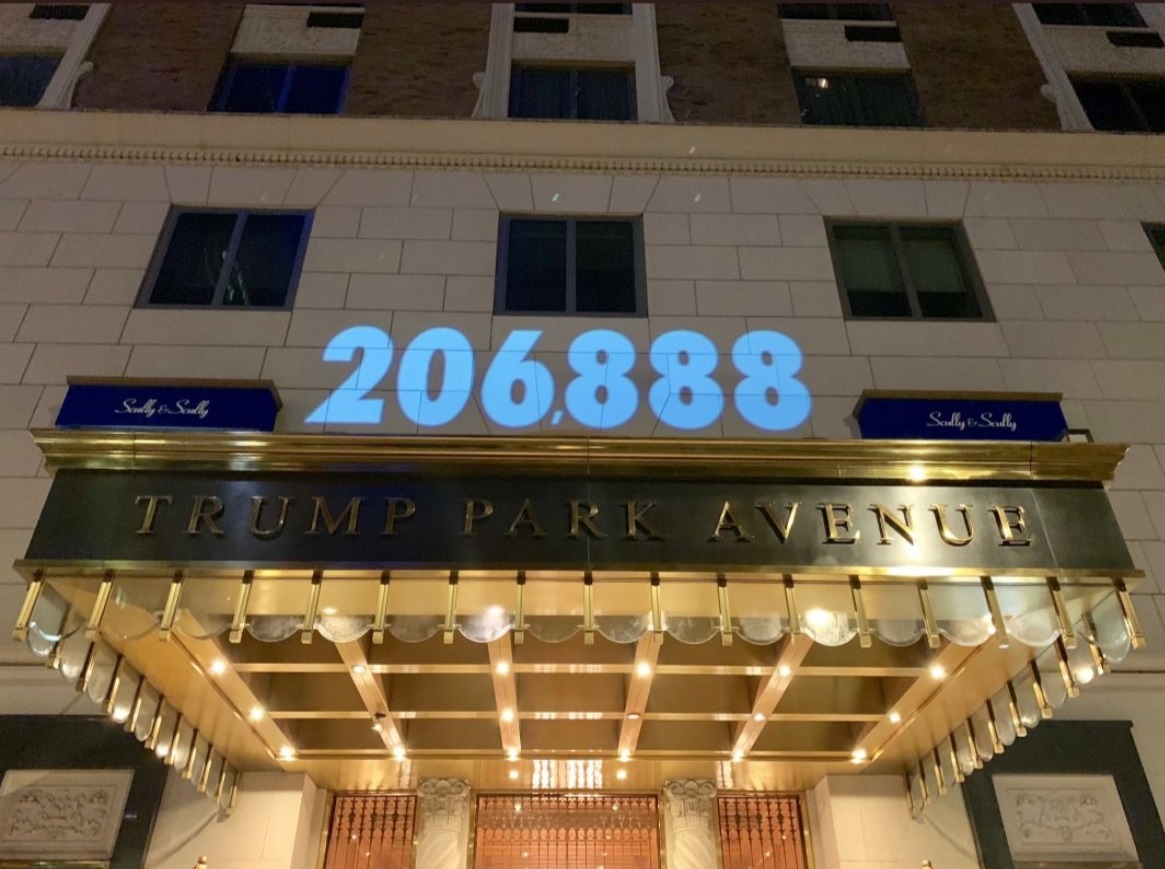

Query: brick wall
<box><xmin>345</xmin><ymin>4</ymin><xmax>490</xmax><ymax>118</ymax></box>
<box><xmin>656</xmin><ymin>4</ymin><xmax>800</xmax><ymax>126</ymax></box>
<box><xmin>74</xmin><ymin>5</ymin><xmax>243</xmax><ymax>112</ymax></box>
<box><xmin>894</xmin><ymin>4</ymin><xmax>1060</xmax><ymax>130</ymax></box>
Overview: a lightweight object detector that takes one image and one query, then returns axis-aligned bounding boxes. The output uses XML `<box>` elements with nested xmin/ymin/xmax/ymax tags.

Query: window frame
<box><xmin>1032</xmin><ymin>3</ymin><xmax>1147</xmax><ymax>28</ymax></box>
<box><xmin>211</xmin><ymin>61</ymin><xmax>351</xmax><ymax>115</ymax></box>
<box><xmin>1146</xmin><ymin>224</ymin><xmax>1165</xmax><ymax>270</ymax></box>
<box><xmin>494</xmin><ymin>214</ymin><xmax>648</xmax><ymax>317</ymax></box>
<box><xmin>136</xmin><ymin>207</ymin><xmax>314</xmax><ymax>310</ymax></box>
<box><xmin>825</xmin><ymin>219</ymin><xmax>994</xmax><ymax>323</ymax></box>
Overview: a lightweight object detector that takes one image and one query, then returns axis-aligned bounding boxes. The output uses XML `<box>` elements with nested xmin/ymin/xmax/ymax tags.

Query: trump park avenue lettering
<box><xmin>133</xmin><ymin>493</ymin><xmax>1033</xmax><ymax>548</ymax></box>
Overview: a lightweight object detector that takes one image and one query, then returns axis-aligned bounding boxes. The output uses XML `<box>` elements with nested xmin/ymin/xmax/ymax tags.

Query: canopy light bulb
<box><xmin>278</xmin><ymin>746</ymin><xmax>295</xmax><ymax>760</ymax></box>
<box><xmin>888</xmin><ymin>711</ymin><xmax>902</xmax><ymax>724</ymax></box>
<box><xmin>619</xmin><ymin>749</ymin><xmax>631</xmax><ymax>762</ymax></box>
<box><xmin>753</xmin><ymin>712</ymin><xmax>767</xmax><ymax>723</ymax></box>
<box><xmin>777</xmin><ymin>664</ymin><xmax>792</xmax><ymax>678</ymax></box>
<box><xmin>731</xmin><ymin>750</ymin><xmax>744</xmax><ymax>763</ymax></box>
<box><xmin>626</xmin><ymin>712</ymin><xmax>641</xmax><ymax>721</ymax></box>
<box><xmin>352</xmin><ymin>664</ymin><xmax>367</xmax><ymax>675</ymax></box>
<box><xmin>636</xmin><ymin>662</ymin><xmax>652</xmax><ymax>678</ymax></box>
<box><xmin>495</xmin><ymin>661</ymin><xmax>510</xmax><ymax>676</ymax></box>
<box><xmin>507</xmin><ymin>749</ymin><xmax>520</xmax><ymax>761</ymax></box>
<box><xmin>616</xmin><ymin>769</ymin><xmax>628</xmax><ymax>781</ymax></box>
<box><xmin>249</xmin><ymin>706</ymin><xmax>264</xmax><ymax>721</ymax></box>
<box><xmin>501</xmin><ymin>708</ymin><xmax>515</xmax><ymax>723</ymax></box>
<box><xmin>392</xmin><ymin>745</ymin><xmax>406</xmax><ymax>761</ymax></box>
<box><xmin>929</xmin><ymin>664</ymin><xmax>946</xmax><ymax>680</ymax></box>
<box><xmin>508</xmin><ymin>769</ymin><xmax>519</xmax><ymax>780</ymax></box>
<box><xmin>851</xmin><ymin>748</ymin><xmax>868</xmax><ymax>763</ymax></box>
<box><xmin>209</xmin><ymin>660</ymin><xmax>226</xmax><ymax>676</ymax></box>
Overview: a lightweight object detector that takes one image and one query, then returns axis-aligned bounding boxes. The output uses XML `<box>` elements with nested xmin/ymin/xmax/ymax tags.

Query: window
<box><xmin>0</xmin><ymin>56</ymin><xmax>60</xmax><ymax>107</ymax></box>
<box><xmin>1073</xmin><ymin>79</ymin><xmax>1165</xmax><ymax>132</ymax></box>
<box><xmin>778</xmin><ymin>4</ymin><xmax>893</xmax><ymax>20</ymax></box>
<box><xmin>29</xmin><ymin>5</ymin><xmax>89</xmax><ymax>20</ymax></box>
<box><xmin>827</xmin><ymin>222</ymin><xmax>991</xmax><ymax>321</ymax></box>
<box><xmin>496</xmin><ymin>216</ymin><xmax>645</xmax><ymax>315</ymax></box>
<box><xmin>140</xmin><ymin>210</ymin><xmax>312</xmax><ymax>308</ymax></box>
<box><xmin>509</xmin><ymin>67</ymin><xmax>636</xmax><ymax>120</ymax></box>
<box><xmin>1147</xmin><ymin>225</ymin><xmax>1165</xmax><ymax>270</ymax></box>
<box><xmin>795</xmin><ymin>72</ymin><xmax>922</xmax><ymax>127</ymax></box>
<box><xmin>1033</xmin><ymin>3</ymin><xmax>1146</xmax><ymax>27</ymax></box>
<box><xmin>212</xmin><ymin>63</ymin><xmax>348</xmax><ymax>114</ymax></box>
<box><xmin>516</xmin><ymin>3</ymin><xmax>630</xmax><ymax>12</ymax></box>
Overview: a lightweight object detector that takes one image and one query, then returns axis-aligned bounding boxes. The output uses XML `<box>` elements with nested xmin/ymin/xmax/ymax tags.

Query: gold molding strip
<box><xmin>3</xmin><ymin>111</ymin><xmax>1165</xmax><ymax>182</ymax></box>
<box><xmin>11</xmin><ymin>572</ymin><xmax>42</xmax><ymax>643</ymax></box>
<box><xmin>371</xmin><ymin>571</ymin><xmax>391</xmax><ymax>645</ymax></box>
<box><xmin>84</xmin><ymin>571</ymin><xmax>114</xmax><ymax>640</ymax></box>
<box><xmin>28</xmin><ymin>430</ymin><xmax>1128</xmax><ymax>483</ymax></box>
<box><xmin>158</xmin><ymin>572</ymin><xmax>184</xmax><ymax>641</ymax></box>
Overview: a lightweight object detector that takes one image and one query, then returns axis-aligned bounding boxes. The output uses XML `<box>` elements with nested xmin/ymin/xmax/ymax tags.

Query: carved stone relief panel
<box><xmin>0</xmin><ymin>769</ymin><xmax>134</xmax><ymax>861</ymax></box>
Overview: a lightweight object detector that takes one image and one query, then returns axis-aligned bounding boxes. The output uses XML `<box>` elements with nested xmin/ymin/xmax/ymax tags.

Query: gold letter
<box><xmin>930</xmin><ymin>504</ymin><xmax>974</xmax><ymax>546</ymax></box>
<box><xmin>134</xmin><ymin>495</ymin><xmax>173</xmax><ymax>535</ymax></box>
<box><xmin>186</xmin><ymin>496</ymin><xmax>225</xmax><ymax>536</ymax></box>
<box><xmin>869</xmin><ymin>504</ymin><xmax>915</xmax><ymax>545</ymax></box>
<box><xmin>506</xmin><ymin>498</ymin><xmax>548</xmax><ymax>539</ymax></box>
<box><xmin>382</xmin><ymin>498</ymin><xmax>416</xmax><ymax>536</ymax></box>
<box><xmin>463</xmin><ymin>499</ymin><xmax>494</xmax><ymax>536</ymax></box>
<box><xmin>249</xmin><ymin>496</ymin><xmax>292</xmax><ymax>539</ymax></box>
<box><xmin>710</xmin><ymin>501</ymin><xmax>753</xmax><ymax>543</ymax></box>
<box><xmin>990</xmin><ymin>505</ymin><xmax>1032</xmax><ymax>547</ymax></box>
<box><xmin>308</xmin><ymin>497</ymin><xmax>362</xmax><ymax>535</ymax></box>
<box><xmin>755</xmin><ymin>502</ymin><xmax>799</xmax><ymax>542</ymax></box>
<box><xmin>569</xmin><ymin>500</ymin><xmax>606</xmax><ymax>540</ymax></box>
<box><xmin>819</xmin><ymin>503</ymin><xmax>859</xmax><ymax>544</ymax></box>
<box><xmin>624</xmin><ymin>501</ymin><xmax>666</xmax><ymax>541</ymax></box>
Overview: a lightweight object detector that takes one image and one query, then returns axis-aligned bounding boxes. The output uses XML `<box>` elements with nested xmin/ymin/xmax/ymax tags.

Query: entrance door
<box><xmin>475</xmin><ymin>794</ymin><xmax>660</xmax><ymax>868</ymax></box>
<box><xmin>324</xmin><ymin>794</ymin><xmax>417</xmax><ymax>869</ymax></box>
<box><xmin>717</xmin><ymin>795</ymin><xmax>807</xmax><ymax>869</ymax></box>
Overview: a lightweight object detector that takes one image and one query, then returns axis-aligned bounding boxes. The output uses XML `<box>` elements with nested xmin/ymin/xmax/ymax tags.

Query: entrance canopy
<box><xmin>13</xmin><ymin>432</ymin><xmax>1144</xmax><ymax>799</ymax></box>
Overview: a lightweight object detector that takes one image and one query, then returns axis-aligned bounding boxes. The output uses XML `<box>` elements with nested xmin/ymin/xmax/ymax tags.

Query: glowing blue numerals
<box><xmin>480</xmin><ymin>329</ymin><xmax>554</xmax><ymax>428</ymax></box>
<box><xmin>565</xmin><ymin>329</ymin><xmax>638</xmax><ymax>430</ymax></box>
<box><xmin>731</xmin><ymin>330</ymin><xmax>811</xmax><ymax>431</ymax></box>
<box><xmin>397</xmin><ymin>327</ymin><xmax>475</xmax><ymax>427</ymax></box>
<box><xmin>306</xmin><ymin>325</ymin><xmax>393</xmax><ymax>425</ymax></box>
<box><xmin>307</xmin><ymin>325</ymin><xmax>813</xmax><ymax>432</ymax></box>
<box><xmin>648</xmin><ymin>329</ymin><xmax>724</xmax><ymax>431</ymax></box>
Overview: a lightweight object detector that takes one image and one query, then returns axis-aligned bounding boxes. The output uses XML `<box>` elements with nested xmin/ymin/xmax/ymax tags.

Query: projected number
<box><xmin>306</xmin><ymin>326</ymin><xmax>393</xmax><ymax>424</ymax></box>
<box><xmin>397</xmin><ymin>327</ymin><xmax>475</xmax><ymax>427</ymax></box>
<box><xmin>732</xmin><ymin>331</ymin><xmax>811</xmax><ymax>431</ymax></box>
<box><xmin>481</xmin><ymin>330</ymin><xmax>554</xmax><ymax>428</ymax></box>
<box><xmin>565</xmin><ymin>329</ymin><xmax>638</xmax><ymax>430</ymax></box>
<box><xmin>648</xmin><ymin>329</ymin><xmax>723</xmax><ymax>430</ymax></box>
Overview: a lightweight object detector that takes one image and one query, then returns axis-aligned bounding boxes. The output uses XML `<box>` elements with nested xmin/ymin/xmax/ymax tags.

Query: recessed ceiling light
<box><xmin>501</xmin><ymin>708</ymin><xmax>515</xmax><ymax>723</ymax></box>
<box><xmin>249</xmin><ymin>706</ymin><xmax>264</xmax><ymax>721</ymax></box>
<box><xmin>777</xmin><ymin>665</ymin><xmax>792</xmax><ymax>678</ymax></box>
<box><xmin>392</xmin><ymin>745</ymin><xmax>406</xmax><ymax>761</ymax></box>
<box><xmin>209</xmin><ymin>660</ymin><xmax>226</xmax><ymax>676</ymax></box>
<box><xmin>636</xmin><ymin>662</ymin><xmax>652</xmax><ymax>678</ymax></box>
<box><xmin>278</xmin><ymin>746</ymin><xmax>295</xmax><ymax>760</ymax></box>
<box><xmin>753</xmin><ymin>712</ymin><xmax>766</xmax><ymax>723</ymax></box>
<box><xmin>851</xmin><ymin>748</ymin><xmax>868</xmax><ymax>763</ymax></box>
<box><xmin>627</xmin><ymin>712</ymin><xmax>641</xmax><ymax>721</ymax></box>
<box><xmin>322</xmin><ymin>607</ymin><xmax>337</xmax><ymax>616</ymax></box>
<box><xmin>352</xmin><ymin>664</ymin><xmax>367</xmax><ymax>675</ymax></box>
<box><xmin>929</xmin><ymin>664</ymin><xmax>946</xmax><ymax>680</ymax></box>
<box><xmin>508</xmin><ymin>769</ymin><xmax>519</xmax><ymax>780</ymax></box>
<box><xmin>888</xmin><ymin>711</ymin><xmax>902</xmax><ymax>724</ymax></box>
<box><xmin>495</xmin><ymin>661</ymin><xmax>511</xmax><ymax>676</ymax></box>
<box><xmin>619</xmin><ymin>749</ymin><xmax>631</xmax><ymax>762</ymax></box>
<box><xmin>616</xmin><ymin>769</ymin><xmax>628</xmax><ymax>781</ymax></box>
<box><xmin>731</xmin><ymin>750</ymin><xmax>744</xmax><ymax>763</ymax></box>
<box><xmin>507</xmin><ymin>748</ymin><xmax>520</xmax><ymax>761</ymax></box>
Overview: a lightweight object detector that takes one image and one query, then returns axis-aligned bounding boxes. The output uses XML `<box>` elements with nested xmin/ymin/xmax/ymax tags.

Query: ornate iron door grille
<box><xmin>324</xmin><ymin>793</ymin><xmax>417</xmax><ymax>869</ymax></box>
<box><xmin>717</xmin><ymin>794</ymin><xmax>807</xmax><ymax>869</ymax></box>
<box><xmin>475</xmin><ymin>793</ymin><xmax>660</xmax><ymax>868</ymax></box>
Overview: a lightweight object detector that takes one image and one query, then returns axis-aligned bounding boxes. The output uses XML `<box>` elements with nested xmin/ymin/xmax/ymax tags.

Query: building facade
<box><xmin>1</xmin><ymin>3</ymin><xmax>1165</xmax><ymax>868</ymax></box>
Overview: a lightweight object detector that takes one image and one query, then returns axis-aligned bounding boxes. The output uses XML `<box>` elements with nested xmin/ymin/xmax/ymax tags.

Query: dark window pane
<box><xmin>833</xmin><ymin>3</ymin><xmax>892</xmax><ymax>20</ymax></box>
<box><xmin>505</xmin><ymin>220</ymin><xmax>568</xmax><ymax>311</ymax></box>
<box><xmin>834</xmin><ymin>225</ymin><xmax>910</xmax><ymax>317</ymax></box>
<box><xmin>576</xmin><ymin>70</ymin><xmax>634</xmax><ymax>121</ymax></box>
<box><xmin>223</xmin><ymin>214</ymin><xmax>306</xmax><ymax>307</ymax></box>
<box><xmin>150</xmin><ymin>213</ymin><xmax>237</xmax><ymax>305</ymax></box>
<box><xmin>797</xmin><ymin>74</ymin><xmax>857</xmax><ymax>125</ymax></box>
<box><xmin>306</xmin><ymin>11</ymin><xmax>363</xmax><ymax>28</ymax></box>
<box><xmin>1074</xmin><ymin>80</ymin><xmax>1144</xmax><ymax>131</ymax></box>
<box><xmin>517</xmin><ymin>3</ymin><xmax>629</xmax><ymax>12</ymax></box>
<box><xmin>284</xmin><ymin>65</ymin><xmax>347</xmax><ymax>114</ymax></box>
<box><xmin>1129</xmin><ymin>81</ymin><xmax>1165</xmax><ymax>132</ymax></box>
<box><xmin>1147</xmin><ymin>225</ymin><xmax>1165</xmax><ymax>270</ymax></box>
<box><xmin>1033</xmin><ymin>4</ymin><xmax>1086</xmax><ymax>25</ymax></box>
<box><xmin>1085</xmin><ymin>3</ymin><xmax>1145</xmax><ymax>27</ymax></box>
<box><xmin>30</xmin><ymin>5</ymin><xmax>89</xmax><ymax>20</ymax></box>
<box><xmin>510</xmin><ymin>68</ymin><xmax>572</xmax><ymax>118</ymax></box>
<box><xmin>852</xmin><ymin>75</ymin><xmax>921</xmax><ymax>126</ymax></box>
<box><xmin>901</xmin><ymin>227</ymin><xmax>978</xmax><ymax>319</ymax></box>
<box><xmin>577</xmin><ymin>221</ymin><xmax>636</xmax><ymax>313</ymax></box>
<box><xmin>779</xmin><ymin>4</ymin><xmax>834</xmax><ymax>19</ymax></box>
<box><xmin>0</xmin><ymin>56</ymin><xmax>59</xmax><ymax>107</ymax></box>
<box><xmin>216</xmin><ymin>64</ymin><xmax>287</xmax><ymax>113</ymax></box>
